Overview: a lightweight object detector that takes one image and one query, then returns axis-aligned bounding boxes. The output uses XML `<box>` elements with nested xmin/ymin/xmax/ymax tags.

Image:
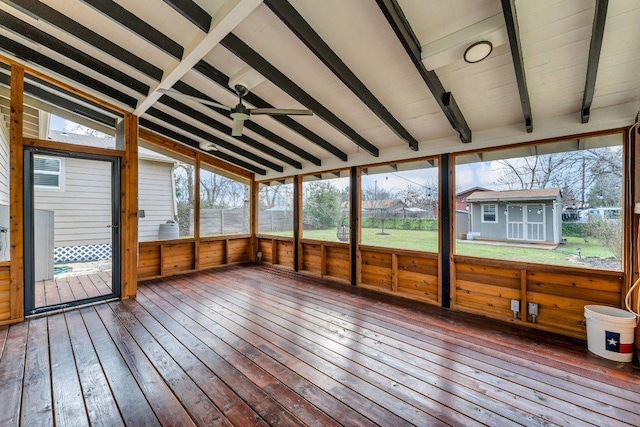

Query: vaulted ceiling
<box><xmin>0</xmin><ymin>0</ymin><xmax>638</xmax><ymax>178</ymax></box>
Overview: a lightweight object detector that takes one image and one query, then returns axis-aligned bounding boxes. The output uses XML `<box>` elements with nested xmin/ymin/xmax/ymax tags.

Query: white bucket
<box><xmin>584</xmin><ymin>305</ymin><xmax>637</xmax><ymax>362</ymax></box>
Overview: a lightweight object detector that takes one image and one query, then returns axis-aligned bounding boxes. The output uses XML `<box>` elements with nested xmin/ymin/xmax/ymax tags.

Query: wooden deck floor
<box><xmin>2</xmin><ymin>264</ymin><xmax>639</xmax><ymax>426</ymax></box>
<box><xmin>35</xmin><ymin>270</ymin><xmax>113</xmax><ymax>308</ymax></box>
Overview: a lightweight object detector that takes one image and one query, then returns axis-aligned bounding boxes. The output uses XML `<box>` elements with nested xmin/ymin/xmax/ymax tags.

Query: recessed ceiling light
<box><xmin>463</xmin><ymin>40</ymin><xmax>493</xmax><ymax>64</ymax></box>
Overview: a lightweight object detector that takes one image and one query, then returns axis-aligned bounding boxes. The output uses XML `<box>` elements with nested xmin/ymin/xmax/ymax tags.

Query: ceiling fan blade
<box><xmin>158</xmin><ymin>89</ymin><xmax>231</xmax><ymax>111</ymax></box>
<box><xmin>231</xmin><ymin>117</ymin><xmax>245</xmax><ymax>136</ymax></box>
<box><xmin>250</xmin><ymin>108</ymin><xmax>313</xmax><ymax>116</ymax></box>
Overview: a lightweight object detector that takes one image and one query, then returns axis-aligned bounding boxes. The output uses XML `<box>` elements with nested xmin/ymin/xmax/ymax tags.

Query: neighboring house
<box><xmin>361</xmin><ymin>199</ymin><xmax>407</xmax><ymax>217</ymax></box>
<box><xmin>466</xmin><ymin>188</ymin><xmax>563</xmax><ymax>244</ymax></box>
<box><xmin>455</xmin><ymin>187</ymin><xmax>491</xmax><ymax>211</ymax></box>
<box><xmin>33</xmin><ymin>129</ymin><xmax>177</xmax><ymax>264</ymax></box>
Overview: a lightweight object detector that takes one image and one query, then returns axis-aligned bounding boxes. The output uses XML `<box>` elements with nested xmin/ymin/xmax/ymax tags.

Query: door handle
<box><xmin>107</xmin><ymin>224</ymin><xmax>119</xmax><ymax>228</ymax></box>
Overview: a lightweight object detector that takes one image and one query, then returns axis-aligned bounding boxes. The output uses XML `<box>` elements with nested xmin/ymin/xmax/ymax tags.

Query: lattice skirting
<box><xmin>54</xmin><ymin>244</ymin><xmax>112</xmax><ymax>264</ymax></box>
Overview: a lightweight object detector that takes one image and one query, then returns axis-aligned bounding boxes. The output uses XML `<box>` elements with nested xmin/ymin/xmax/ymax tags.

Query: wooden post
<box><xmin>294</xmin><ymin>175</ymin><xmax>302</xmax><ymax>272</ymax></box>
<box><xmin>250</xmin><ymin>179</ymin><xmax>258</xmax><ymax>262</ymax></box>
<box><xmin>120</xmin><ymin>113</ymin><xmax>138</xmax><ymax>299</ymax></box>
<box><xmin>440</xmin><ymin>153</ymin><xmax>453</xmax><ymax>308</ymax></box>
<box><xmin>520</xmin><ymin>269</ymin><xmax>528</xmax><ymax>322</ymax></box>
<box><xmin>321</xmin><ymin>244</ymin><xmax>327</xmax><ymax>277</ymax></box>
<box><xmin>350</xmin><ymin>166</ymin><xmax>361</xmax><ymax>286</ymax></box>
<box><xmin>9</xmin><ymin>64</ymin><xmax>24</xmax><ymax>321</ymax></box>
<box><xmin>194</xmin><ymin>154</ymin><xmax>201</xmax><ymax>269</ymax></box>
<box><xmin>271</xmin><ymin>239</ymin><xmax>277</xmax><ymax>265</ymax></box>
<box><xmin>631</xmin><ymin>120</ymin><xmax>640</xmax><ymax>352</ymax></box>
<box><xmin>391</xmin><ymin>253</ymin><xmax>398</xmax><ymax>292</ymax></box>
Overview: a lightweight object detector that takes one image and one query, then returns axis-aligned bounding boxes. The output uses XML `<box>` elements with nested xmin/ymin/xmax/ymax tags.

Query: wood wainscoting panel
<box><xmin>199</xmin><ymin>240</ymin><xmax>227</xmax><ymax>268</ymax></box>
<box><xmin>162</xmin><ymin>242</ymin><xmax>196</xmax><ymax>275</ymax></box>
<box><xmin>360</xmin><ymin>250</ymin><xmax>392</xmax><ymax>291</ymax></box>
<box><xmin>453</xmin><ymin>256</ymin><xmax>624</xmax><ymax>339</ymax></box>
<box><xmin>227</xmin><ymin>238</ymin><xmax>250</xmax><ymax>264</ymax></box>
<box><xmin>325</xmin><ymin>245</ymin><xmax>349</xmax><ymax>282</ymax></box>
<box><xmin>0</xmin><ymin>266</ymin><xmax>10</xmax><ymax>321</ymax></box>
<box><xmin>137</xmin><ymin>245</ymin><xmax>161</xmax><ymax>280</ymax></box>
<box><xmin>257</xmin><ymin>238</ymin><xmax>274</xmax><ymax>263</ymax></box>
<box><xmin>397</xmin><ymin>254</ymin><xmax>439</xmax><ymax>302</ymax></box>
<box><xmin>275</xmin><ymin>240</ymin><xmax>294</xmax><ymax>268</ymax></box>
<box><xmin>526</xmin><ymin>269</ymin><xmax>623</xmax><ymax>337</ymax></box>
<box><xmin>301</xmin><ymin>242</ymin><xmax>322</xmax><ymax>275</ymax></box>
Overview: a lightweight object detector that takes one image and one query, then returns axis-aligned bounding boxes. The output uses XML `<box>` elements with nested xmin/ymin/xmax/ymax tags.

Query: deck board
<box><xmin>48</xmin><ymin>314</ymin><xmax>89</xmax><ymax>427</ymax></box>
<box><xmin>1</xmin><ymin>264</ymin><xmax>639</xmax><ymax>426</ymax></box>
<box><xmin>34</xmin><ymin>271</ymin><xmax>113</xmax><ymax>309</ymax></box>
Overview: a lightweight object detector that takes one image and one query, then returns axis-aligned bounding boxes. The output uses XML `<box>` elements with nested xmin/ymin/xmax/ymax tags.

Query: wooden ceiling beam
<box><xmin>80</xmin><ymin>0</ymin><xmax>184</xmax><ymax>59</ymax></box>
<box><xmin>581</xmin><ymin>0</ymin><xmax>609</xmax><ymax>124</ymax></box>
<box><xmin>0</xmin><ymin>10</ymin><xmax>150</xmax><ymax>95</ymax></box>
<box><xmin>139</xmin><ymin>119</ymin><xmax>265</xmax><ymax>176</ymax></box>
<box><xmin>376</xmin><ymin>0</ymin><xmax>472</xmax><ymax>143</ymax></box>
<box><xmin>134</xmin><ymin>0</ymin><xmax>262</xmax><ymax>116</ymax></box>
<box><xmin>194</xmin><ymin>61</ymin><xmax>347</xmax><ymax>162</ymax></box>
<box><xmin>160</xmin><ymin>0</ymin><xmax>212</xmax><ymax>33</ymax></box>
<box><xmin>0</xmin><ymin>38</ymin><xmax>137</xmax><ymax>108</ymax></box>
<box><xmin>145</xmin><ymin>107</ymin><xmax>284</xmax><ymax>172</ymax></box>
<box><xmin>158</xmin><ymin>94</ymin><xmax>303</xmax><ymax>169</ymax></box>
<box><xmin>221</xmin><ymin>33</ymin><xmax>380</xmax><ymax>157</ymax></box>
<box><xmin>265</xmin><ymin>0</ymin><xmax>419</xmax><ymax>151</ymax></box>
<box><xmin>171</xmin><ymin>80</ymin><xmax>322</xmax><ymax>166</ymax></box>
<box><xmin>4</xmin><ymin>0</ymin><xmax>163</xmax><ymax>81</ymax></box>
<box><xmin>501</xmin><ymin>0</ymin><xmax>533</xmax><ymax>133</ymax></box>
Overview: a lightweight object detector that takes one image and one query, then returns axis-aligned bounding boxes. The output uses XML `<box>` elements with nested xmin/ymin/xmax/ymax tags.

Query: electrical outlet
<box><xmin>510</xmin><ymin>299</ymin><xmax>520</xmax><ymax>312</ymax></box>
<box><xmin>528</xmin><ymin>302</ymin><xmax>539</xmax><ymax>316</ymax></box>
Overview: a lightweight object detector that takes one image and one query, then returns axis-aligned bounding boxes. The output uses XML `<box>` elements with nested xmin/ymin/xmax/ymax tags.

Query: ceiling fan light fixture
<box><xmin>199</xmin><ymin>141</ymin><xmax>218</xmax><ymax>151</ymax></box>
<box><xmin>463</xmin><ymin>40</ymin><xmax>493</xmax><ymax>63</ymax></box>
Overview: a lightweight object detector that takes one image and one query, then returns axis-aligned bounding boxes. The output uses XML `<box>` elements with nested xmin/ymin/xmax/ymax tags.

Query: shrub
<box><xmin>361</xmin><ymin>217</ymin><xmax>438</xmax><ymax>231</ymax></box>
<box><xmin>562</xmin><ymin>222</ymin><xmax>587</xmax><ymax>237</ymax></box>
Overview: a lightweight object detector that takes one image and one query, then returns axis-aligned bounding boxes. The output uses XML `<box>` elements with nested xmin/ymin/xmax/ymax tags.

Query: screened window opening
<box><xmin>360</xmin><ymin>159</ymin><xmax>439</xmax><ymax>252</ymax></box>
<box><xmin>455</xmin><ymin>134</ymin><xmax>624</xmax><ymax>271</ymax></box>
<box><xmin>258</xmin><ymin>179</ymin><xmax>294</xmax><ymax>237</ymax></box>
<box><xmin>199</xmin><ymin>163</ymin><xmax>249</xmax><ymax>237</ymax></box>
<box><xmin>302</xmin><ymin>171</ymin><xmax>350</xmax><ymax>243</ymax></box>
<box><xmin>138</xmin><ymin>142</ymin><xmax>194</xmax><ymax>242</ymax></box>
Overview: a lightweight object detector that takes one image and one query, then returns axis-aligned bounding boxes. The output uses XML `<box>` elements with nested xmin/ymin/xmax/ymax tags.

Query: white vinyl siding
<box><xmin>34</xmin><ymin>157</ymin><xmax>111</xmax><ymax>247</ymax></box>
<box><xmin>0</xmin><ymin>129</ymin><xmax>10</xmax><ymax>260</ymax></box>
<box><xmin>0</xmin><ymin>128</ymin><xmax>9</xmax><ymax>205</ymax></box>
<box><xmin>138</xmin><ymin>159</ymin><xmax>176</xmax><ymax>242</ymax></box>
<box><xmin>481</xmin><ymin>204</ymin><xmax>497</xmax><ymax>223</ymax></box>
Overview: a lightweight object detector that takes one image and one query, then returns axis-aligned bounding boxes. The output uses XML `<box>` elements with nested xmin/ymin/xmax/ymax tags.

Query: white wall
<box><xmin>138</xmin><ymin>159</ymin><xmax>176</xmax><ymax>241</ymax></box>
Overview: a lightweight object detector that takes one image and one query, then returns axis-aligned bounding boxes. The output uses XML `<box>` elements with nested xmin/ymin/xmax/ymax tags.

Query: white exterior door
<box><xmin>507</xmin><ymin>203</ymin><xmax>546</xmax><ymax>241</ymax></box>
<box><xmin>525</xmin><ymin>204</ymin><xmax>545</xmax><ymax>241</ymax></box>
<box><xmin>506</xmin><ymin>205</ymin><xmax>524</xmax><ymax>240</ymax></box>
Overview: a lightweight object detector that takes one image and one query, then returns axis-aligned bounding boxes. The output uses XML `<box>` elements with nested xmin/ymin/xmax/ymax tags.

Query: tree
<box><xmin>493</xmin><ymin>147</ymin><xmax>623</xmax><ymax>208</ymax></box>
<box><xmin>304</xmin><ymin>181</ymin><xmax>341</xmax><ymax>229</ymax></box>
<box><xmin>397</xmin><ymin>182</ymin><xmax>438</xmax><ymax>219</ymax></box>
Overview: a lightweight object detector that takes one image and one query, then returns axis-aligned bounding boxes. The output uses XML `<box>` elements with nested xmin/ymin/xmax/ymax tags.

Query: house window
<box><xmin>482</xmin><ymin>204</ymin><xmax>497</xmax><ymax>223</ymax></box>
<box><xmin>34</xmin><ymin>155</ymin><xmax>62</xmax><ymax>189</ymax></box>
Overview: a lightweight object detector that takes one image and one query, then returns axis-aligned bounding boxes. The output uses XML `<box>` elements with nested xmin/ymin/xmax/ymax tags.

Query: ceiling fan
<box><xmin>159</xmin><ymin>85</ymin><xmax>313</xmax><ymax>137</ymax></box>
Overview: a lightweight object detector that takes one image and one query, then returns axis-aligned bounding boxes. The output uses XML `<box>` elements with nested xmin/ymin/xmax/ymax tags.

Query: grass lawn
<box><xmin>269</xmin><ymin>227</ymin><xmax>619</xmax><ymax>270</ymax></box>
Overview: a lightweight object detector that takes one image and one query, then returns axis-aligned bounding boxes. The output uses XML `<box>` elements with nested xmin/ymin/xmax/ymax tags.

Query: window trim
<box><xmin>481</xmin><ymin>203</ymin><xmax>498</xmax><ymax>223</ymax></box>
<box><xmin>33</xmin><ymin>155</ymin><xmax>64</xmax><ymax>191</ymax></box>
